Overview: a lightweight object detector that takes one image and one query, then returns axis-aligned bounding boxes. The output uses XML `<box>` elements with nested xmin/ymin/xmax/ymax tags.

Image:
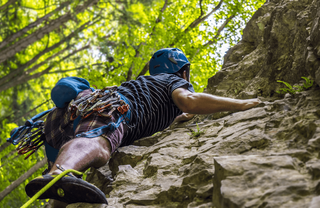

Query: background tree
<box><xmin>0</xmin><ymin>0</ymin><xmax>103</xmax><ymax>207</ymax></box>
<box><xmin>0</xmin><ymin>0</ymin><xmax>265</xmax><ymax>207</ymax></box>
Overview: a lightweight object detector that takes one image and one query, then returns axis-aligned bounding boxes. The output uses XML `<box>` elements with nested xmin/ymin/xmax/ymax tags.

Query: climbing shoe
<box><xmin>25</xmin><ymin>174</ymin><xmax>108</xmax><ymax>204</ymax></box>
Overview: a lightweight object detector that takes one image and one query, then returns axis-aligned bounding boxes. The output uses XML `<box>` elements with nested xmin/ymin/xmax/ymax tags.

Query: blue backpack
<box><xmin>7</xmin><ymin>77</ymin><xmax>94</xmax><ymax>161</ymax></box>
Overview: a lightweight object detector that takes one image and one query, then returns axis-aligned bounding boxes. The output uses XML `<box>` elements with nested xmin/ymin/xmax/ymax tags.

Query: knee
<box><xmin>60</xmin><ymin>137</ymin><xmax>111</xmax><ymax>160</ymax></box>
<box><xmin>60</xmin><ymin>138</ymin><xmax>101</xmax><ymax>156</ymax></box>
<box><xmin>93</xmin><ymin>136</ymin><xmax>112</xmax><ymax>159</ymax></box>
<box><xmin>61</xmin><ymin>137</ymin><xmax>90</xmax><ymax>150</ymax></box>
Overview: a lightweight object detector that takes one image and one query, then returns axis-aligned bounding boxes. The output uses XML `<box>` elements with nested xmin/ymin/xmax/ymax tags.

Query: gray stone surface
<box><xmin>67</xmin><ymin>0</ymin><xmax>320</xmax><ymax>207</ymax></box>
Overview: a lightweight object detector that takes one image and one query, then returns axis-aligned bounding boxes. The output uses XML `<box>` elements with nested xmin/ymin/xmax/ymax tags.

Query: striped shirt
<box><xmin>117</xmin><ymin>73</ymin><xmax>195</xmax><ymax>146</ymax></box>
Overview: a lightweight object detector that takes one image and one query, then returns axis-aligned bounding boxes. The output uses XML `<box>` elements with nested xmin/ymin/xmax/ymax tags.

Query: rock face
<box><xmin>207</xmin><ymin>0</ymin><xmax>320</xmax><ymax>99</ymax></box>
<box><xmin>67</xmin><ymin>0</ymin><xmax>320</xmax><ymax>207</ymax></box>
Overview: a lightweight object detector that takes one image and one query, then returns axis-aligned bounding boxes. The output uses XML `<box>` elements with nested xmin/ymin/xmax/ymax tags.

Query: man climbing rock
<box><xmin>25</xmin><ymin>48</ymin><xmax>260</xmax><ymax>206</ymax></box>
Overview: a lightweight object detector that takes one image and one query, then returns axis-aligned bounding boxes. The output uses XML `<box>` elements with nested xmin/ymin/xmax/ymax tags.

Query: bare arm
<box><xmin>172</xmin><ymin>88</ymin><xmax>260</xmax><ymax>114</ymax></box>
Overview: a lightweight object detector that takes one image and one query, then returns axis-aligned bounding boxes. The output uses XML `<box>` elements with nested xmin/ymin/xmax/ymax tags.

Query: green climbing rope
<box><xmin>21</xmin><ymin>169</ymin><xmax>83</xmax><ymax>208</ymax></box>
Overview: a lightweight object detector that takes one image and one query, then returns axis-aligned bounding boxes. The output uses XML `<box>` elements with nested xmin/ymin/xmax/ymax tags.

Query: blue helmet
<box><xmin>149</xmin><ymin>48</ymin><xmax>190</xmax><ymax>75</ymax></box>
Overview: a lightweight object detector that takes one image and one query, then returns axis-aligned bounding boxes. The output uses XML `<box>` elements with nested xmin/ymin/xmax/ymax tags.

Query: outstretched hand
<box><xmin>168</xmin><ymin>113</ymin><xmax>195</xmax><ymax>129</ymax></box>
<box><xmin>240</xmin><ymin>98</ymin><xmax>261</xmax><ymax>111</ymax></box>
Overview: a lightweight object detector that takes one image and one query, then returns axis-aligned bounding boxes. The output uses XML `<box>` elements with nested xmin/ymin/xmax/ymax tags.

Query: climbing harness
<box><xmin>7</xmin><ymin>108</ymin><xmax>54</xmax><ymax>159</ymax></box>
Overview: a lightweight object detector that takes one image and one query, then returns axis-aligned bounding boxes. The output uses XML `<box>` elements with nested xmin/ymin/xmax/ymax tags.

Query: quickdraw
<box><xmin>13</xmin><ymin>125</ymin><xmax>45</xmax><ymax>160</ymax></box>
<box><xmin>68</xmin><ymin>89</ymin><xmax>129</xmax><ymax>121</ymax></box>
<box><xmin>7</xmin><ymin>108</ymin><xmax>54</xmax><ymax>159</ymax></box>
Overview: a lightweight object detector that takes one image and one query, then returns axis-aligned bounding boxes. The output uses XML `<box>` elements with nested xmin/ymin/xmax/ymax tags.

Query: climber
<box><xmin>25</xmin><ymin>48</ymin><xmax>260</xmax><ymax>206</ymax></box>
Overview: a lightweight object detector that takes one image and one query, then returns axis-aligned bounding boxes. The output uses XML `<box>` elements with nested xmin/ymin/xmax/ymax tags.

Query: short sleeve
<box><xmin>168</xmin><ymin>74</ymin><xmax>195</xmax><ymax>94</ymax></box>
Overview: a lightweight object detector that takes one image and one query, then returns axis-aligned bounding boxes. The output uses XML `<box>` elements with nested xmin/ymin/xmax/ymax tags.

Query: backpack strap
<box><xmin>44</xmin><ymin>140</ymin><xmax>59</xmax><ymax>163</ymax></box>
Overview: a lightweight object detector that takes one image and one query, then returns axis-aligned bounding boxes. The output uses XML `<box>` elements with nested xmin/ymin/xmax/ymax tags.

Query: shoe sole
<box><xmin>25</xmin><ymin>175</ymin><xmax>108</xmax><ymax>204</ymax></box>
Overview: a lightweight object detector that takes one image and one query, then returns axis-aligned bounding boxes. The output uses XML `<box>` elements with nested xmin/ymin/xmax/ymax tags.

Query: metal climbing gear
<box><xmin>68</xmin><ymin>88</ymin><xmax>130</xmax><ymax>121</ymax></box>
<box><xmin>7</xmin><ymin>108</ymin><xmax>54</xmax><ymax>159</ymax></box>
<box><xmin>70</xmin><ymin>88</ymin><xmax>131</xmax><ymax>138</ymax></box>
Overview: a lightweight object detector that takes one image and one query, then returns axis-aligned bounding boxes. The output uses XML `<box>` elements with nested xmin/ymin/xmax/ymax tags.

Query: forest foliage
<box><xmin>0</xmin><ymin>0</ymin><xmax>265</xmax><ymax>207</ymax></box>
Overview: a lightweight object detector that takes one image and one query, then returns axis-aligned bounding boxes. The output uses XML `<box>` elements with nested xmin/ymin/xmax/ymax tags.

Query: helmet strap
<box><xmin>175</xmin><ymin>65</ymin><xmax>190</xmax><ymax>82</ymax></box>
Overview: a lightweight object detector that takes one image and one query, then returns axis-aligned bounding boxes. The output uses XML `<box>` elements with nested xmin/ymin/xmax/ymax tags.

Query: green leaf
<box><xmin>301</xmin><ymin>77</ymin><xmax>313</xmax><ymax>89</ymax></box>
<box><xmin>277</xmin><ymin>80</ymin><xmax>293</xmax><ymax>89</ymax></box>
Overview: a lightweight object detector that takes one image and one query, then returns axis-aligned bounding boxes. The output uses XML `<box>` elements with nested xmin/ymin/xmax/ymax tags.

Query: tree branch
<box><xmin>126</xmin><ymin>44</ymin><xmax>142</xmax><ymax>81</ymax></box>
<box><xmin>156</xmin><ymin>0</ymin><xmax>168</xmax><ymax>23</ymax></box>
<box><xmin>169</xmin><ymin>0</ymin><xmax>224</xmax><ymax>47</ymax></box>
<box><xmin>0</xmin><ymin>98</ymin><xmax>51</xmax><ymax>133</ymax></box>
<box><xmin>0</xmin><ymin>0</ymin><xmax>16</xmax><ymax>11</ymax></box>
<box><xmin>0</xmin><ymin>45</ymin><xmax>89</xmax><ymax>92</ymax></box>
<box><xmin>19</xmin><ymin>3</ymin><xmax>60</xmax><ymax>11</ymax></box>
<box><xmin>0</xmin><ymin>20</ymin><xmax>94</xmax><ymax>87</ymax></box>
<box><xmin>190</xmin><ymin>14</ymin><xmax>235</xmax><ymax>60</ymax></box>
<box><xmin>0</xmin><ymin>154</ymin><xmax>20</xmax><ymax>168</ymax></box>
<box><xmin>13</xmin><ymin>99</ymin><xmax>51</xmax><ymax>123</ymax></box>
<box><xmin>47</xmin><ymin>68</ymin><xmax>80</xmax><ymax>74</ymax></box>
<box><xmin>26</xmin><ymin>47</ymin><xmax>70</xmax><ymax>74</ymax></box>
<box><xmin>0</xmin><ymin>158</ymin><xmax>47</xmax><ymax>201</ymax></box>
<box><xmin>1</xmin><ymin>149</ymin><xmax>17</xmax><ymax>162</ymax></box>
<box><xmin>137</xmin><ymin>61</ymin><xmax>149</xmax><ymax>77</ymax></box>
<box><xmin>0</xmin><ymin>143</ymin><xmax>10</xmax><ymax>153</ymax></box>
<box><xmin>0</xmin><ymin>1</ymin><xmax>70</xmax><ymax>50</ymax></box>
<box><xmin>0</xmin><ymin>0</ymin><xmax>99</xmax><ymax>64</ymax></box>
<box><xmin>203</xmin><ymin>14</ymin><xmax>235</xmax><ymax>47</ymax></box>
<box><xmin>47</xmin><ymin>63</ymin><xmax>104</xmax><ymax>74</ymax></box>
<box><xmin>185</xmin><ymin>0</ymin><xmax>223</xmax><ymax>33</ymax></box>
<box><xmin>0</xmin><ymin>45</ymin><xmax>70</xmax><ymax>91</ymax></box>
<box><xmin>148</xmin><ymin>0</ymin><xmax>168</xmax><ymax>38</ymax></box>
<box><xmin>135</xmin><ymin>0</ymin><xmax>168</xmax><ymax>78</ymax></box>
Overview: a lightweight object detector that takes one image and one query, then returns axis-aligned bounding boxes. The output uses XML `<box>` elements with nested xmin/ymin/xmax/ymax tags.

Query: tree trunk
<box><xmin>0</xmin><ymin>0</ymin><xmax>16</xmax><ymax>11</ymax></box>
<box><xmin>137</xmin><ymin>61</ymin><xmax>149</xmax><ymax>77</ymax></box>
<box><xmin>0</xmin><ymin>19</ymin><xmax>94</xmax><ymax>87</ymax></box>
<box><xmin>0</xmin><ymin>158</ymin><xmax>47</xmax><ymax>201</ymax></box>
<box><xmin>0</xmin><ymin>45</ymin><xmax>89</xmax><ymax>92</ymax></box>
<box><xmin>0</xmin><ymin>1</ymin><xmax>70</xmax><ymax>50</ymax></box>
<box><xmin>0</xmin><ymin>143</ymin><xmax>10</xmax><ymax>153</ymax></box>
<box><xmin>0</xmin><ymin>0</ymin><xmax>98</xmax><ymax>64</ymax></box>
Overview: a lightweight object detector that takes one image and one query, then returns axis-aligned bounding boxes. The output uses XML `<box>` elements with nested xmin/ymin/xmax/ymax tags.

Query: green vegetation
<box><xmin>189</xmin><ymin>123</ymin><xmax>205</xmax><ymax>138</ymax></box>
<box><xmin>276</xmin><ymin>77</ymin><xmax>314</xmax><ymax>95</ymax></box>
<box><xmin>0</xmin><ymin>0</ymin><xmax>265</xmax><ymax>206</ymax></box>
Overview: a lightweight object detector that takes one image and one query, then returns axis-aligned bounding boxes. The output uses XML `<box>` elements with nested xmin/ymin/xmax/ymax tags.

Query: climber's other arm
<box><xmin>172</xmin><ymin>88</ymin><xmax>260</xmax><ymax>114</ymax></box>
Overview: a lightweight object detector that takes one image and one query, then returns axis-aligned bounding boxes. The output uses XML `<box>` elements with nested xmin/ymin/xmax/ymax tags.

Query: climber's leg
<box><xmin>31</xmin><ymin>136</ymin><xmax>114</xmax><ymax>208</ymax></box>
<box><xmin>48</xmin><ymin>135</ymin><xmax>112</xmax><ymax>175</ymax></box>
<box><xmin>48</xmin><ymin>110</ymin><xmax>127</xmax><ymax>175</ymax></box>
<box><xmin>26</xmin><ymin>120</ymin><xmax>126</xmax><ymax>207</ymax></box>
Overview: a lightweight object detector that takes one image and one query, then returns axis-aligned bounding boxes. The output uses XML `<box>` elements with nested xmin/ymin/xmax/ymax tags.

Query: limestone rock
<box><xmin>67</xmin><ymin>203</ymin><xmax>107</xmax><ymax>208</ymax></box>
<box><xmin>79</xmin><ymin>87</ymin><xmax>320</xmax><ymax>207</ymax></box>
<box><xmin>309</xmin><ymin>196</ymin><xmax>320</xmax><ymax>208</ymax></box>
<box><xmin>207</xmin><ymin>0</ymin><xmax>317</xmax><ymax>99</ymax></box>
<box><xmin>213</xmin><ymin>155</ymin><xmax>311</xmax><ymax>208</ymax></box>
